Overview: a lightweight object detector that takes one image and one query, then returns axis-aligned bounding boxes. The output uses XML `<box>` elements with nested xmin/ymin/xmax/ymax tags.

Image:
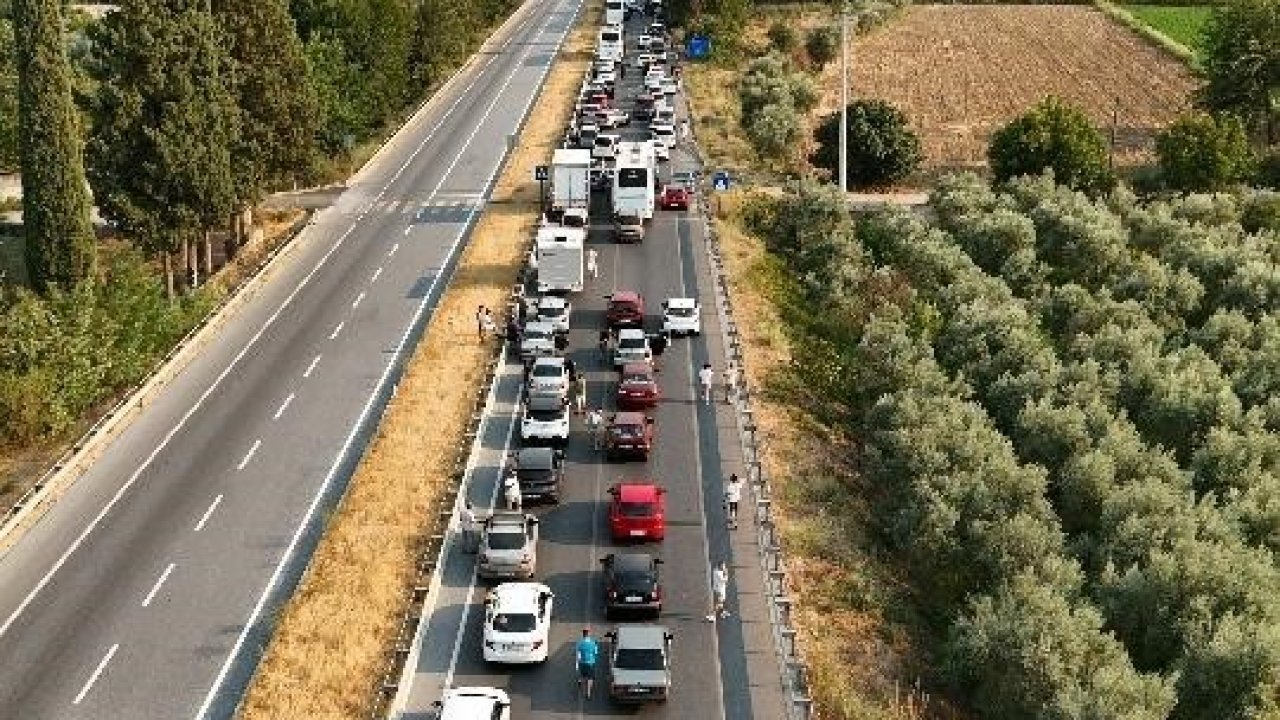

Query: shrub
<box><xmin>745</xmin><ymin>101</ymin><xmax>801</xmax><ymax>160</ymax></box>
<box><xmin>766</xmin><ymin>21</ymin><xmax>797</xmax><ymax>53</ymax></box>
<box><xmin>1156</xmin><ymin>112</ymin><xmax>1256</xmax><ymax>193</ymax></box>
<box><xmin>1240</xmin><ymin>191</ymin><xmax>1280</xmax><ymax>234</ymax></box>
<box><xmin>1256</xmin><ymin>148</ymin><xmax>1280</xmax><ymax>190</ymax></box>
<box><xmin>738</xmin><ymin>52</ymin><xmax>815</xmax><ymax>161</ymax></box>
<box><xmin>804</xmin><ymin>25</ymin><xmax>839</xmax><ymax>68</ymax></box>
<box><xmin>811</xmin><ymin>99</ymin><xmax>921</xmax><ymax>188</ymax></box>
<box><xmin>988</xmin><ymin>96</ymin><xmax>1114</xmax><ymax>194</ymax></box>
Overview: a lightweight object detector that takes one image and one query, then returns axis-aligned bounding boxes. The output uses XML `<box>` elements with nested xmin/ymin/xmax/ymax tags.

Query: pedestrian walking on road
<box><xmin>566</xmin><ymin>357</ymin><xmax>578</xmax><ymax>382</ymax></box>
<box><xmin>503</xmin><ymin>472</ymin><xmax>522</xmax><ymax>511</ymax></box>
<box><xmin>679</xmin><ymin>119</ymin><xmax>690</xmax><ymax>146</ymax></box>
<box><xmin>476</xmin><ymin>305</ymin><xmax>489</xmax><ymax>340</ymax></box>
<box><xmin>575</xmin><ymin>628</ymin><xmax>600</xmax><ymax>699</ymax></box>
<box><xmin>586</xmin><ymin>406</ymin><xmax>604</xmax><ymax>449</ymax></box>
<box><xmin>706</xmin><ymin>561</ymin><xmax>730</xmax><ymax>621</ymax></box>
<box><xmin>598</xmin><ymin>329</ymin><xmax>611</xmax><ymax>362</ymax></box>
<box><xmin>698</xmin><ymin>363</ymin><xmax>714</xmax><ymax>404</ymax></box>
<box><xmin>460</xmin><ymin>501</ymin><xmax>481</xmax><ymax>552</ymax></box>
<box><xmin>724</xmin><ymin>474</ymin><xmax>743</xmax><ymax>529</ymax></box>
<box><xmin>587</xmin><ymin>247</ymin><xmax>599</xmax><ymax>281</ymax></box>
<box><xmin>572</xmin><ymin>374</ymin><xmax>587</xmax><ymax>414</ymax></box>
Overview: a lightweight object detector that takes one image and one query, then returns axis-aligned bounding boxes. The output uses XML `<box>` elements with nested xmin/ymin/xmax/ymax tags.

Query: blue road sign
<box><xmin>712</xmin><ymin>171</ymin><xmax>731</xmax><ymax>191</ymax></box>
<box><xmin>687</xmin><ymin>33</ymin><xmax>711</xmax><ymax>60</ymax></box>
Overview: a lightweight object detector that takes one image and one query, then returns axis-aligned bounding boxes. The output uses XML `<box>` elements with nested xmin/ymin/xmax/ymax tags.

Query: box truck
<box><xmin>550</xmin><ymin>148</ymin><xmax>591</xmax><ymax>225</ymax></box>
<box><xmin>535</xmin><ymin>224</ymin><xmax>586</xmax><ymax>293</ymax></box>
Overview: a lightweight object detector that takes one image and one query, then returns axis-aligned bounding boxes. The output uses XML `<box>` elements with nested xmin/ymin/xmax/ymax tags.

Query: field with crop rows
<box><xmin>829</xmin><ymin>5</ymin><xmax>1197</xmax><ymax>170</ymax></box>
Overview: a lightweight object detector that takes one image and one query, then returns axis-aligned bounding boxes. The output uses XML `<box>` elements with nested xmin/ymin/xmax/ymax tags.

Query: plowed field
<box><xmin>827</xmin><ymin>5</ymin><xmax>1197</xmax><ymax>170</ymax></box>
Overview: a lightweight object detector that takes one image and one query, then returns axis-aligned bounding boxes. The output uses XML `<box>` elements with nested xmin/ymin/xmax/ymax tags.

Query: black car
<box><xmin>600</xmin><ymin>553</ymin><xmax>663</xmax><ymax>618</ymax></box>
<box><xmin>514</xmin><ymin>446</ymin><xmax>564</xmax><ymax>503</ymax></box>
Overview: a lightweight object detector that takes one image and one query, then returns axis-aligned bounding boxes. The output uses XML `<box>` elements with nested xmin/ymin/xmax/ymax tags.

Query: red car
<box><xmin>605</xmin><ymin>411</ymin><xmax>656</xmax><ymax>460</ymax></box>
<box><xmin>606</xmin><ymin>290</ymin><xmax>646</xmax><ymax>329</ymax></box>
<box><xmin>616</xmin><ymin>362</ymin><xmax>659</xmax><ymax>411</ymax></box>
<box><xmin>608</xmin><ymin>482</ymin><xmax>667</xmax><ymax>542</ymax></box>
<box><xmin>658</xmin><ymin>185</ymin><xmax>690</xmax><ymax>211</ymax></box>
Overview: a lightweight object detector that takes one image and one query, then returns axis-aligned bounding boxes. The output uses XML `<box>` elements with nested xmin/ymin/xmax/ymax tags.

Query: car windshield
<box><xmin>529</xmin><ymin>406</ymin><xmax>563</xmax><ymax>422</ymax></box>
<box><xmin>619</xmin><ymin>336</ymin><xmax>645</xmax><ymax>349</ymax></box>
<box><xmin>492</xmin><ymin>613</ymin><xmax>537</xmax><ymax>633</ymax></box>
<box><xmin>487</xmin><ymin>530</ymin><xmax>526</xmax><ymax>551</ymax></box>
<box><xmin>667</xmin><ymin>307</ymin><xmax>694</xmax><ymax>317</ymax></box>
<box><xmin>538</xmin><ymin>306</ymin><xmax>565</xmax><ymax>318</ymax></box>
<box><xmin>610</xmin><ymin>301</ymin><xmax>637</xmax><ymax>314</ymax></box>
<box><xmin>616</xmin><ymin>570</ymin><xmax>655</xmax><ymax>587</ymax></box>
<box><xmin>620</xmin><ymin>501</ymin><xmax>655</xmax><ymax>517</ymax></box>
<box><xmin>615</xmin><ymin>648</ymin><xmax>665</xmax><ymax>670</ymax></box>
<box><xmin>532</xmin><ymin>364</ymin><xmax>561</xmax><ymax>378</ymax></box>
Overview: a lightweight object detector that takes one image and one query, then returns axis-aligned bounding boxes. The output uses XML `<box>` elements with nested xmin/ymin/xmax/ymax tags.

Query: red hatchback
<box><xmin>608</xmin><ymin>483</ymin><xmax>666</xmax><ymax>542</ymax></box>
<box><xmin>658</xmin><ymin>185</ymin><xmax>690</xmax><ymax>211</ymax></box>
<box><xmin>606</xmin><ymin>290</ymin><xmax>646</xmax><ymax>329</ymax></box>
<box><xmin>616</xmin><ymin>363</ymin><xmax>660</xmax><ymax>410</ymax></box>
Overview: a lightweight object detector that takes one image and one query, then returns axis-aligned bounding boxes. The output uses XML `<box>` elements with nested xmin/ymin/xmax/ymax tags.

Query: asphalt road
<box><xmin>397</xmin><ymin>12</ymin><xmax>788</xmax><ymax>719</ymax></box>
<box><xmin>0</xmin><ymin>0</ymin><xmax>582</xmax><ymax>717</ymax></box>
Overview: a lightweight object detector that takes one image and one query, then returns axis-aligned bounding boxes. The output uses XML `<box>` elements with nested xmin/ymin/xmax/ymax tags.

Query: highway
<box><xmin>397</xmin><ymin>9</ymin><xmax>789</xmax><ymax>718</ymax></box>
<box><xmin>0</xmin><ymin>0</ymin><xmax>582</xmax><ymax>717</ymax></box>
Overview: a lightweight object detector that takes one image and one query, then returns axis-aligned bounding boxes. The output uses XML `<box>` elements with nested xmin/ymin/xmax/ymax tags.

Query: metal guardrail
<box><xmin>685</xmin><ymin>101</ymin><xmax>816</xmax><ymax>720</ymax></box>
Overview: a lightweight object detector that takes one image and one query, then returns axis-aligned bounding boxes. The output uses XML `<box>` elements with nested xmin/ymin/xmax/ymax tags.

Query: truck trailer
<box><xmin>550</xmin><ymin>148</ymin><xmax>592</xmax><ymax>225</ymax></box>
<box><xmin>535</xmin><ymin>224</ymin><xmax>586</xmax><ymax>293</ymax></box>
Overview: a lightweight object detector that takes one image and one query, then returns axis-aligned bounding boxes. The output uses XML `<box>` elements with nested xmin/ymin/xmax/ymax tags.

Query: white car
<box><xmin>432</xmin><ymin>686</ymin><xmax>511</xmax><ymax>720</ymax></box>
<box><xmin>644</xmin><ymin>75</ymin><xmax>664</xmax><ymax>94</ymax></box>
<box><xmin>650</xmin><ymin>123</ymin><xmax>675</xmax><ymax>151</ymax></box>
<box><xmin>600</xmin><ymin>107</ymin><xmax>631</xmax><ymax>129</ymax></box>
<box><xmin>593</xmin><ymin>133</ymin><xmax>621</xmax><ymax>161</ymax></box>
<box><xmin>614</xmin><ymin>328</ymin><xmax>652</xmax><ymax>368</ymax></box>
<box><xmin>483</xmin><ymin>583</ymin><xmax>554</xmax><ymax>664</ymax></box>
<box><xmin>528</xmin><ymin>356</ymin><xmax>569</xmax><ymax>397</ymax></box>
<box><xmin>534</xmin><ymin>296</ymin><xmax>572</xmax><ymax>333</ymax></box>
<box><xmin>521</xmin><ymin>394</ymin><xmax>570</xmax><ymax>446</ymax></box>
<box><xmin>662</xmin><ymin>297</ymin><xmax>701</xmax><ymax>335</ymax></box>
<box><xmin>660</xmin><ymin>77</ymin><xmax>679</xmax><ymax>96</ymax></box>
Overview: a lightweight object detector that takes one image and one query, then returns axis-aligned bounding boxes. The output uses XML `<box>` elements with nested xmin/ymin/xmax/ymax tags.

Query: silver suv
<box><xmin>604</xmin><ymin>624</ymin><xmax>673</xmax><ymax>703</ymax></box>
<box><xmin>479</xmin><ymin>511</ymin><xmax>539</xmax><ymax>580</ymax></box>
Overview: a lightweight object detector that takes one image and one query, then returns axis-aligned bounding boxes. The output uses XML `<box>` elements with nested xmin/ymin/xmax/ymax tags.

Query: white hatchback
<box><xmin>662</xmin><ymin>297</ymin><xmax>701</xmax><ymax>335</ymax></box>
<box><xmin>433</xmin><ymin>687</ymin><xmax>511</xmax><ymax>720</ymax></box>
<box><xmin>483</xmin><ymin>583</ymin><xmax>554</xmax><ymax>663</ymax></box>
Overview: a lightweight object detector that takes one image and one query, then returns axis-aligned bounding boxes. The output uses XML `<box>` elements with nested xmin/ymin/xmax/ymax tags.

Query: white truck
<box><xmin>535</xmin><ymin>224</ymin><xmax>586</xmax><ymax>293</ymax></box>
<box><xmin>597</xmin><ymin>25</ymin><xmax>623</xmax><ymax>62</ymax></box>
<box><xmin>550</xmin><ymin>148</ymin><xmax>591</xmax><ymax>226</ymax></box>
<box><xmin>605</xmin><ymin>0</ymin><xmax>625</xmax><ymax>25</ymax></box>
<box><xmin>613</xmin><ymin>141</ymin><xmax>657</xmax><ymax>221</ymax></box>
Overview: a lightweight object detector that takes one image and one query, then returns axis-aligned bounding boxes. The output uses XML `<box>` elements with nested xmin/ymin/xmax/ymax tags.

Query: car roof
<box><xmin>665</xmin><ymin>297</ymin><xmax>696</xmax><ymax>308</ymax></box>
<box><xmin>517</xmin><ymin>446</ymin><xmax>555</xmax><ymax>467</ymax></box>
<box><xmin>613</xmin><ymin>623</ymin><xmax>670</xmax><ymax>648</ymax></box>
<box><xmin>527</xmin><ymin>394</ymin><xmax>565</xmax><ymax>411</ymax></box>
<box><xmin>621</xmin><ymin>362</ymin><xmax>654</xmax><ymax>376</ymax></box>
<box><xmin>538</xmin><ymin>296</ymin><xmax>568</xmax><ymax>308</ymax></box>
<box><xmin>490</xmin><ymin>582</ymin><xmax>551</xmax><ymax>612</ymax></box>
<box><xmin>439</xmin><ymin>686</ymin><xmax>509</xmax><ymax>718</ymax></box>
<box><xmin>612</xmin><ymin>411</ymin><xmax>647</xmax><ymax>426</ymax></box>
<box><xmin>523</xmin><ymin>320</ymin><xmax>554</xmax><ymax>332</ymax></box>
<box><xmin>611</xmin><ymin>290</ymin><xmax>642</xmax><ymax>302</ymax></box>
<box><xmin>611</xmin><ymin>553</ymin><xmax>656</xmax><ymax>572</ymax></box>
<box><xmin>617</xmin><ymin>327</ymin><xmax>646</xmax><ymax>339</ymax></box>
<box><xmin>616</xmin><ymin>482</ymin><xmax>660</xmax><ymax>502</ymax></box>
<box><xmin>487</xmin><ymin>511</ymin><xmax>530</xmax><ymax>529</ymax></box>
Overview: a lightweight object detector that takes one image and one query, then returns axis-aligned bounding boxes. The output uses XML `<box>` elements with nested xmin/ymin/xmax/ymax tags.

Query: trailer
<box><xmin>550</xmin><ymin>148</ymin><xmax>592</xmax><ymax>225</ymax></box>
<box><xmin>535</xmin><ymin>224</ymin><xmax>586</xmax><ymax>293</ymax></box>
<box><xmin>612</xmin><ymin>141</ymin><xmax>656</xmax><ymax>222</ymax></box>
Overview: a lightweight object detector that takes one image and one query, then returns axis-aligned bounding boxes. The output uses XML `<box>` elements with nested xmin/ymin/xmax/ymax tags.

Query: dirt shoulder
<box><xmin>234</xmin><ymin>2</ymin><xmax>597</xmax><ymax>718</ymax></box>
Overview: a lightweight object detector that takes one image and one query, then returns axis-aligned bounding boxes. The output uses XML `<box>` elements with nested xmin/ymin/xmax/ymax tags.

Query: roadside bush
<box><xmin>803</xmin><ymin>25</ymin><xmax>838</xmax><ymax>68</ymax></box>
<box><xmin>988</xmin><ymin>96</ymin><xmax>1114</xmax><ymax>195</ymax></box>
<box><xmin>738</xmin><ymin>52</ymin><xmax>816</xmax><ymax>161</ymax></box>
<box><xmin>1240</xmin><ymin>191</ymin><xmax>1280</xmax><ymax>234</ymax></box>
<box><xmin>1156</xmin><ymin>112</ymin><xmax>1256</xmax><ymax>193</ymax></box>
<box><xmin>744</xmin><ymin>102</ymin><xmax>801</xmax><ymax>162</ymax></box>
<box><xmin>766</xmin><ymin>21</ymin><xmax>797</xmax><ymax>53</ymax></box>
<box><xmin>1256</xmin><ymin>148</ymin><xmax>1280</xmax><ymax>190</ymax></box>
<box><xmin>811</xmin><ymin>99</ymin><xmax>921</xmax><ymax>188</ymax></box>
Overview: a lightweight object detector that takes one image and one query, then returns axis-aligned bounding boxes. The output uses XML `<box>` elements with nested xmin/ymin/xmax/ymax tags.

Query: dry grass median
<box><xmin>235</xmin><ymin>3</ymin><xmax>598</xmax><ymax>719</ymax></box>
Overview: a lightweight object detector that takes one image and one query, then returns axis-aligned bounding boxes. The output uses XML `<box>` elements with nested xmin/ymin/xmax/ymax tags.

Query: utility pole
<box><xmin>839</xmin><ymin>2</ymin><xmax>849</xmax><ymax>194</ymax></box>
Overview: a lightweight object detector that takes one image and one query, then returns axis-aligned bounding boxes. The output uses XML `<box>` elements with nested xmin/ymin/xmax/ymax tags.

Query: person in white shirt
<box><xmin>698</xmin><ymin>363</ymin><xmax>714</xmax><ymax>404</ymax></box>
<box><xmin>586</xmin><ymin>406</ymin><xmax>604</xmax><ymax>449</ymax></box>
<box><xmin>460</xmin><ymin>501</ymin><xmax>480</xmax><ymax>552</ymax></box>
<box><xmin>503</xmin><ymin>472</ymin><xmax>522</xmax><ymax>511</ymax></box>
<box><xmin>706</xmin><ymin>561</ymin><xmax>729</xmax><ymax>621</ymax></box>
<box><xmin>586</xmin><ymin>247</ymin><xmax>599</xmax><ymax>281</ymax></box>
<box><xmin>724</xmin><ymin>473</ymin><xmax>743</xmax><ymax>528</ymax></box>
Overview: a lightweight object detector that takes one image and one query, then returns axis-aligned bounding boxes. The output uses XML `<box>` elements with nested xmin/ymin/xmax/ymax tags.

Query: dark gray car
<box><xmin>514</xmin><ymin>446</ymin><xmax>564</xmax><ymax>503</ymax></box>
<box><xmin>605</xmin><ymin>624</ymin><xmax>673</xmax><ymax>703</ymax></box>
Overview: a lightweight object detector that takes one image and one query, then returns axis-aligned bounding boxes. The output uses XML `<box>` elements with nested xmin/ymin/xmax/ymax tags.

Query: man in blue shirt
<box><xmin>576</xmin><ymin>627</ymin><xmax>600</xmax><ymax>698</ymax></box>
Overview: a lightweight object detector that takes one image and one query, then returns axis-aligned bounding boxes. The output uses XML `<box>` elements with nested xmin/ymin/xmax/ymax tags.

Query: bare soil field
<box><xmin>825</xmin><ymin>4</ymin><xmax>1198</xmax><ymax>170</ymax></box>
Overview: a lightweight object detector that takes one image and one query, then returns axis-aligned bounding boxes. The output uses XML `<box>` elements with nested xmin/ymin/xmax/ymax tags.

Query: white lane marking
<box><xmin>352</xmin><ymin>292</ymin><xmax>366</xmax><ymax>310</ymax></box>
<box><xmin>303</xmin><ymin>354</ymin><xmax>322</xmax><ymax>379</ymax></box>
<box><xmin>196</xmin><ymin>5</ymin><xmax>571</xmax><ymax>717</ymax></box>
<box><xmin>403</xmin><ymin>226</ymin><xmax>412</xmax><ymax>236</ymax></box>
<box><xmin>141</xmin><ymin>563</ymin><xmax>176</xmax><ymax>608</ymax></box>
<box><xmin>328</xmin><ymin>321</ymin><xmax>344</xmax><ymax>340</ymax></box>
<box><xmin>193</xmin><ymin>495</ymin><xmax>222</xmax><ymax>533</ymax></box>
<box><xmin>388</xmin><ymin>242</ymin><xmax>400</xmax><ymax>257</ymax></box>
<box><xmin>273</xmin><ymin>393</ymin><xmax>296</xmax><ymax>420</ymax></box>
<box><xmin>0</xmin><ymin>0</ymin><xmax>521</xmax><ymax>651</ymax></box>
<box><xmin>370</xmin><ymin>267</ymin><xmax>383</xmax><ymax>284</ymax></box>
<box><xmin>72</xmin><ymin>643</ymin><xmax>118</xmax><ymax>705</ymax></box>
<box><xmin>236</xmin><ymin>439</ymin><xmax>261</xmax><ymax>471</ymax></box>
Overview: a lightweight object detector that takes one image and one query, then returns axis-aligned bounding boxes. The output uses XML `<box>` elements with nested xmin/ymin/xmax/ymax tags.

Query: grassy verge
<box><xmin>1094</xmin><ymin>0</ymin><xmax>1199</xmax><ymax>65</ymax></box>
<box><xmin>234</xmin><ymin>2</ymin><xmax>598</xmax><ymax>718</ymax></box>
<box><xmin>1120</xmin><ymin>3</ymin><xmax>1212</xmax><ymax>55</ymax></box>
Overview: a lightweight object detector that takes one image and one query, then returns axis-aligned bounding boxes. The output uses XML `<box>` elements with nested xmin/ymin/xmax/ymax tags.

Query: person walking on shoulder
<box><xmin>460</xmin><ymin>501</ymin><xmax>480</xmax><ymax>552</ymax></box>
<box><xmin>503</xmin><ymin>471</ymin><xmax>522</xmax><ymax>511</ymax></box>
<box><xmin>586</xmin><ymin>406</ymin><xmax>604</xmax><ymax>450</ymax></box>
<box><xmin>576</xmin><ymin>627</ymin><xmax>600</xmax><ymax>698</ymax></box>
<box><xmin>476</xmin><ymin>305</ymin><xmax>488</xmax><ymax>340</ymax></box>
<box><xmin>586</xmin><ymin>247</ymin><xmax>599</xmax><ymax>281</ymax></box>
<box><xmin>724</xmin><ymin>473</ymin><xmax>743</xmax><ymax>529</ymax></box>
<box><xmin>572</xmin><ymin>374</ymin><xmax>587</xmax><ymax>415</ymax></box>
<box><xmin>706</xmin><ymin>561</ymin><xmax>730</xmax><ymax>621</ymax></box>
<box><xmin>698</xmin><ymin>363</ymin><xmax>714</xmax><ymax>404</ymax></box>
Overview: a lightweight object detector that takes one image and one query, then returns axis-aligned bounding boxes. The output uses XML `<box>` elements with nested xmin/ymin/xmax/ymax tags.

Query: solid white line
<box><xmin>328</xmin><ymin>321</ymin><xmax>344</xmax><ymax>340</ymax></box>
<box><xmin>141</xmin><ymin>563</ymin><xmax>176</xmax><ymax>608</ymax></box>
<box><xmin>194</xmin><ymin>3</ymin><xmax>567</xmax><ymax>714</ymax></box>
<box><xmin>236</xmin><ymin>439</ymin><xmax>261</xmax><ymax>471</ymax></box>
<box><xmin>352</xmin><ymin>292</ymin><xmax>366</xmax><ymax>310</ymax></box>
<box><xmin>72</xmin><ymin>643</ymin><xmax>118</xmax><ymax>705</ymax></box>
<box><xmin>303</xmin><ymin>354</ymin><xmax>322</xmax><ymax>379</ymax></box>
<box><xmin>273</xmin><ymin>393</ymin><xmax>295</xmax><ymax>420</ymax></box>
<box><xmin>371</xmin><ymin>267</ymin><xmax>383</xmax><ymax>284</ymax></box>
<box><xmin>388</xmin><ymin>242</ymin><xmax>400</xmax><ymax>257</ymax></box>
<box><xmin>0</xmin><ymin>0</ymin><xmax>528</xmax><ymax>654</ymax></box>
<box><xmin>193</xmin><ymin>495</ymin><xmax>222</xmax><ymax>533</ymax></box>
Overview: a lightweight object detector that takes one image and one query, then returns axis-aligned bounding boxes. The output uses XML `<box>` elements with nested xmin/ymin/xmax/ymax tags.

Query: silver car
<box><xmin>519</xmin><ymin>321</ymin><xmax>557</xmax><ymax>360</ymax></box>
<box><xmin>605</xmin><ymin>624</ymin><xmax>673</xmax><ymax>703</ymax></box>
<box><xmin>479</xmin><ymin>511</ymin><xmax>539</xmax><ymax>580</ymax></box>
<box><xmin>527</xmin><ymin>356</ymin><xmax>569</xmax><ymax>398</ymax></box>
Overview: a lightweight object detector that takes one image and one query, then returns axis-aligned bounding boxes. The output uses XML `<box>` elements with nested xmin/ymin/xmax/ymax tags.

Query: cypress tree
<box><xmin>14</xmin><ymin>0</ymin><xmax>97</xmax><ymax>291</ymax></box>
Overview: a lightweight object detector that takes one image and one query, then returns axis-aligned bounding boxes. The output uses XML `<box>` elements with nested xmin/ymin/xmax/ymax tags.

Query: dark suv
<box><xmin>513</xmin><ymin>446</ymin><xmax>565</xmax><ymax>503</ymax></box>
<box><xmin>600</xmin><ymin>553</ymin><xmax>663</xmax><ymax>618</ymax></box>
<box><xmin>606</xmin><ymin>290</ymin><xmax>646</xmax><ymax>329</ymax></box>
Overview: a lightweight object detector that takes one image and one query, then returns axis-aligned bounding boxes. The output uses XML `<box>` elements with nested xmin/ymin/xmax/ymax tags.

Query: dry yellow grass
<box><xmin>235</xmin><ymin>4</ymin><xmax>599</xmax><ymax>719</ymax></box>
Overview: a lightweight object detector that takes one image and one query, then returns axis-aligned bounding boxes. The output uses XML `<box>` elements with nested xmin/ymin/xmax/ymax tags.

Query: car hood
<box><xmin>611</xmin><ymin>668</ymin><xmax>669</xmax><ymax>687</ymax></box>
<box><xmin>483</xmin><ymin>548</ymin><xmax>529</xmax><ymax>562</ymax></box>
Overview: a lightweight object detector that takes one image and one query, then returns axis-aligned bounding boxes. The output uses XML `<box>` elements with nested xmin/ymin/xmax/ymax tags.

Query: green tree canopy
<box><xmin>0</xmin><ymin>20</ymin><xmax>17</xmax><ymax>171</ymax></box>
<box><xmin>1198</xmin><ymin>0</ymin><xmax>1280</xmax><ymax>143</ymax></box>
<box><xmin>1156</xmin><ymin>112</ymin><xmax>1256</xmax><ymax>192</ymax></box>
<box><xmin>988</xmin><ymin>96</ymin><xmax>1114</xmax><ymax>195</ymax></box>
<box><xmin>811</xmin><ymin>98</ymin><xmax>922</xmax><ymax>189</ymax></box>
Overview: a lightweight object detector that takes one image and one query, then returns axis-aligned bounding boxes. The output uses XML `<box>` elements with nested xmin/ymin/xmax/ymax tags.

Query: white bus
<box><xmin>612</xmin><ymin>141</ymin><xmax>656</xmax><ymax>222</ymax></box>
<box><xmin>605</xmin><ymin>0</ymin><xmax>625</xmax><ymax>25</ymax></box>
<box><xmin>597</xmin><ymin>25</ymin><xmax>623</xmax><ymax>62</ymax></box>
